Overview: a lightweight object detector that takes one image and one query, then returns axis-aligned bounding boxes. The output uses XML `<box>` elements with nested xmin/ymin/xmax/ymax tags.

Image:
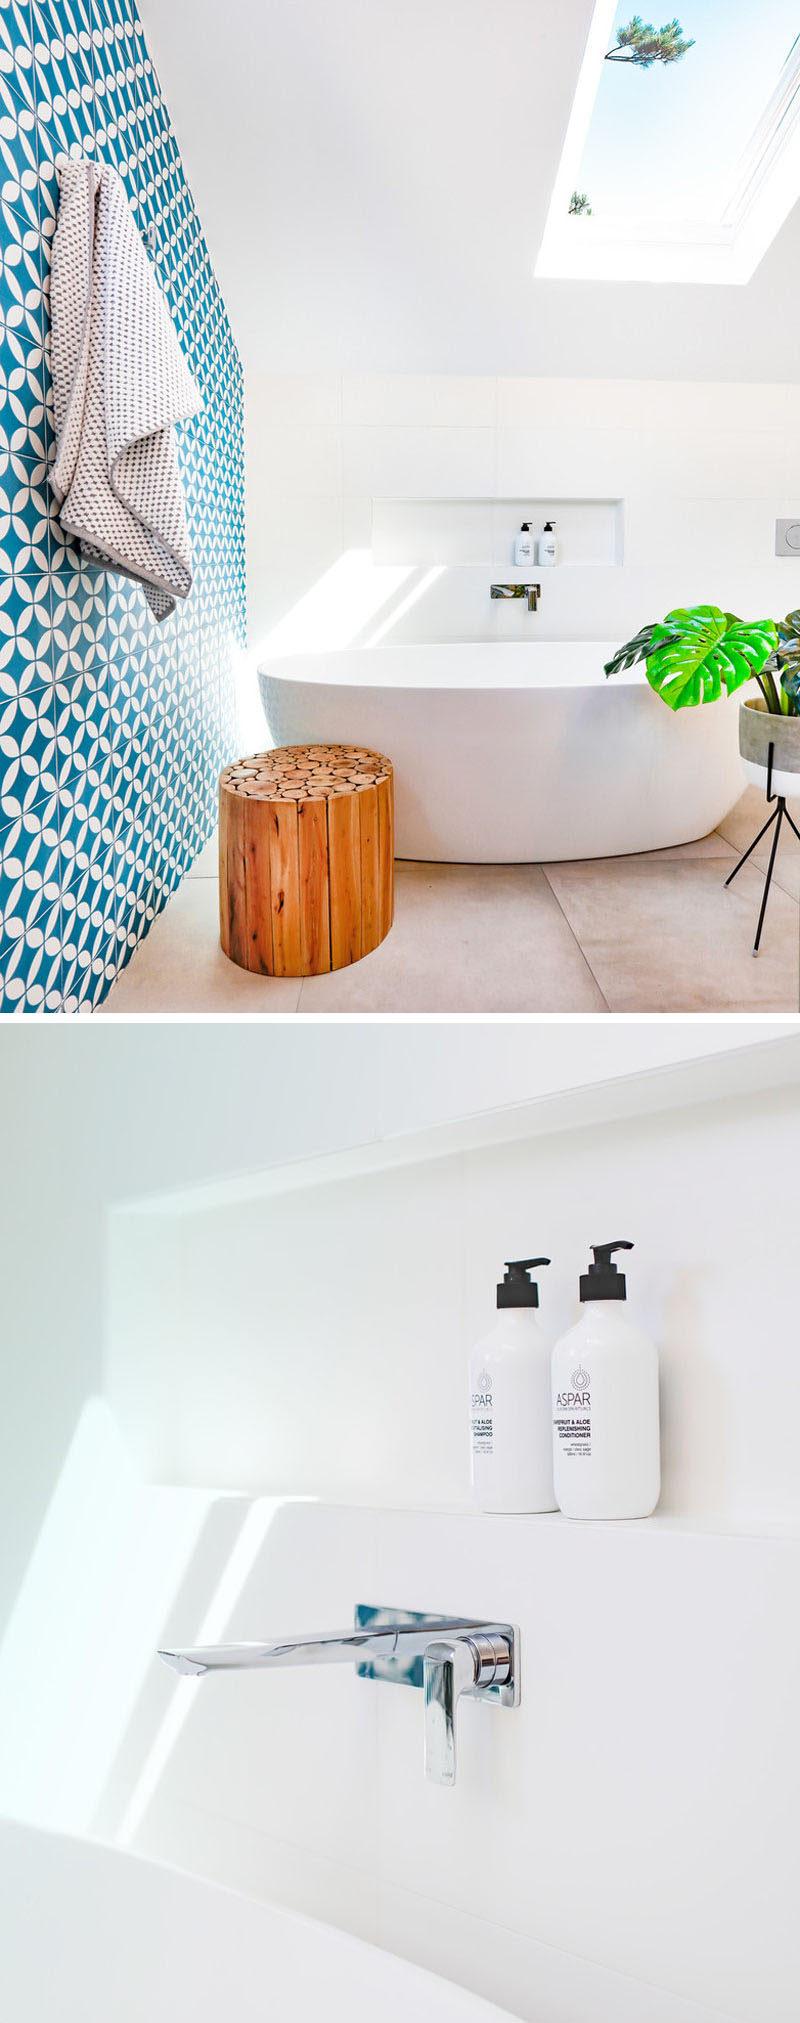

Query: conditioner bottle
<box><xmin>470</xmin><ymin>1258</ymin><xmax>556</xmax><ymax>1513</ymax></box>
<box><xmin>551</xmin><ymin>1241</ymin><xmax>660</xmax><ymax>1520</ymax></box>
<box><xmin>537</xmin><ymin>520</ymin><xmax>557</xmax><ymax>565</ymax></box>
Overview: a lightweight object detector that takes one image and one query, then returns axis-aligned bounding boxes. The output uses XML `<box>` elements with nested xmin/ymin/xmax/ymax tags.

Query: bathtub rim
<box><xmin>258</xmin><ymin>638</ymin><xmax>652</xmax><ymax>694</ymax></box>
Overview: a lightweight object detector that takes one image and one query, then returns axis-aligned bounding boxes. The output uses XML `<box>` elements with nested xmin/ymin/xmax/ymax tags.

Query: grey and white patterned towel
<box><xmin>49</xmin><ymin>157</ymin><xmax>202</xmax><ymax>622</ymax></box>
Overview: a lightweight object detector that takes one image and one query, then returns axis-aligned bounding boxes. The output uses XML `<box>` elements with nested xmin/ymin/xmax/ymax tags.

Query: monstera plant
<box><xmin>605</xmin><ymin>605</ymin><xmax>800</xmax><ymax>715</ymax></box>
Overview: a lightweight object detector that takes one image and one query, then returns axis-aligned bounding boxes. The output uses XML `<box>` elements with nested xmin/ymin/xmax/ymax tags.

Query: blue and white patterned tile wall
<box><xmin>0</xmin><ymin>0</ymin><xmax>245</xmax><ymax>1012</ymax></box>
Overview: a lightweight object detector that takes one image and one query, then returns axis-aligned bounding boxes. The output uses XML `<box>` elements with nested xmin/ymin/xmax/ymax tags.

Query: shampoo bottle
<box><xmin>551</xmin><ymin>1241</ymin><xmax>660</xmax><ymax>1520</ymax></box>
<box><xmin>514</xmin><ymin>522</ymin><xmax>534</xmax><ymax>565</ymax></box>
<box><xmin>470</xmin><ymin>1258</ymin><xmax>556</xmax><ymax>1513</ymax></box>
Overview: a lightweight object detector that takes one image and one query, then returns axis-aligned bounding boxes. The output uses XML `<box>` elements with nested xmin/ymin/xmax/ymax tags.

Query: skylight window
<box><xmin>536</xmin><ymin>0</ymin><xmax>800</xmax><ymax>283</ymax></box>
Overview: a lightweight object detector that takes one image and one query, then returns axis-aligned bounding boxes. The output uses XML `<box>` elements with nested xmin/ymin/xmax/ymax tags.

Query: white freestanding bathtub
<box><xmin>258</xmin><ymin>642</ymin><xmax>743</xmax><ymax>863</ymax></box>
<box><xmin>0</xmin><ymin>1823</ymin><xmax>512</xmax><ymax>2023</ymax></box>
<box><xmin>0</xmin><ymin>1821</ymin><xmax>731</xmax><ymax>2023</ymax></box>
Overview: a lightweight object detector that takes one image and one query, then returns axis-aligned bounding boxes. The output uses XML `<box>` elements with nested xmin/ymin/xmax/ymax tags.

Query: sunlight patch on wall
<box><xmin>361</xmin><ymin>566</ymin><xmax>445</xmax><ymax>647</ymax></box>
<box><xmin>237</xmin><ymin>551</ymin><xmax>447</xmax><ymax>738</ymax></box>
<box><xmin>0</xmin><ymin>1401</ymin><xmax>215</xmax><ymax>1835</ymax></box>
<box><xmin>117</xmin><ymin>1497</ymin><xmax>287</xmax><ymax>1847</ymax></box>
<box><xmin>255</xmin><ymin>551</ymin><xmax>414</xmax><ymax>658</ymax></box>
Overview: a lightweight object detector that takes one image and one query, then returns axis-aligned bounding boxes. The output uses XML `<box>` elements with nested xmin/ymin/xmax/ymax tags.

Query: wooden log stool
<box><xmin>219</xmin><ymin>745</ymin><xmax>394</xmax><ymax>976</ymax></box>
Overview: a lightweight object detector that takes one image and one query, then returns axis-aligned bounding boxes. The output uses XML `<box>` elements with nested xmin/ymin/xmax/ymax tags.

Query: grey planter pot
<box><xmin>739</xmin><ymin>697</ymin><xmax>800</xmax><ymax>800</ymax></box>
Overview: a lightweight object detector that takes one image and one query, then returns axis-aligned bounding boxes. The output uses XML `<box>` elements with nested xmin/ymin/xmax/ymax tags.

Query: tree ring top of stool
<box><xmin>220</xmin><ymin>744</ymin><xmax>393</xmax><ymax>803</ymax></box>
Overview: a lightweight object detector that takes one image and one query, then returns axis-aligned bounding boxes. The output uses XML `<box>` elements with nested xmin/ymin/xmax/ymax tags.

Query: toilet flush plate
<box><xmin>775</xmin><ymin>519</ymin><xmax>800</xmax><ymax>554</ymax></box>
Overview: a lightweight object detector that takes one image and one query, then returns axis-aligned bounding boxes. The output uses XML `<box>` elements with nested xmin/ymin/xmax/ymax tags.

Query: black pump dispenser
<box><xmin>497</xmin><ymin>1257</ymin><xmax>550</xmax><ymax>1309</ymax></box>
<box><xmin>579</xmin><ymin>1240</ymin><xmax>633</xmax><ymax>1302</ymax></box>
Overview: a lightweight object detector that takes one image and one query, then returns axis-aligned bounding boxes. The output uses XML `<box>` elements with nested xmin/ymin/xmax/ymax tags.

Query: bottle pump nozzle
<box><xmin>497</xmin><ymin>1257</ymin><xmax>550</xmax><ymax>1309</ymax></box>
<box><xmin>580</xmin><ymin>1240</ymin><xmax>633</xmax><ymax>1303</ymax></box>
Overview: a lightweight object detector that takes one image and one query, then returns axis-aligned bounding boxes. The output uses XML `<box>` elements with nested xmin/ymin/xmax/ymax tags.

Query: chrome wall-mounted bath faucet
<box><xmin>491</xmin><ymin>582</ymin><xmax>541</xmax><ymax>611</ymax></box>
<box><xmin>160</xmin><ymin>1605</ymin><xmax>520</xmax><ymax>1787</ymax></box>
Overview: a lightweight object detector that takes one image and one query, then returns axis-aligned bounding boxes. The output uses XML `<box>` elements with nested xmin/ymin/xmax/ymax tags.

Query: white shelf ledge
<box><xmin>124</xmin><ymin>1033</ymin><xmax>800</xmax><ymax>1219</ymax></box>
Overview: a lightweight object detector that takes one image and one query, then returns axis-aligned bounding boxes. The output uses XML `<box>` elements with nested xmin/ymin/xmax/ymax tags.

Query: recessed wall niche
<box><xmin>370</xmin><ymin>497</ymin><xmax>623</xmax><ymax>568</ymax></box>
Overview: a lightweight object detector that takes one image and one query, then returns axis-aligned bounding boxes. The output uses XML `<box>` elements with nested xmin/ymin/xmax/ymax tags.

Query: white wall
<box><xmin>107</xmin><ymin>1061</ymin><xmax>800</xmax><ymax>1525</ymax></box>
<box><xmin>3</xmin><ymin>1022</ymin><xmax>764</xmax><ymax>1634</ymax></box>
<box><xmin>96</xmin><ymin>1050</ymin><xmax>800</xmax><ymax>2021</ymax></box>
<box><xmin>0</xmin><ymin>1021</ymin><xmax>536</xmax><ymax>1634</ymax></box>
<box><xmin>124</xmin><ymin>1502</ymin><xmax>796</xmax><ymax>2023</ymax></box>
<box><xmin>245</xmin><ymin>374</ymin><xmax>800</xmax><ymax>662</ymax></box>
<box><xmin>4</xmin><ymin>1029</ymin><xmax>799</xmax><ymax>2023</ymax></box>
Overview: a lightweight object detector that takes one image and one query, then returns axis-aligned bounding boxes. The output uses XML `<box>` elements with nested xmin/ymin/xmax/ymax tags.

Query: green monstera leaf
<box><xmin>644</xmin><ymin>606</ymin><xmax>778</xmax><ymax>711</ymax></box>
<box><xmin>770</xmin><ymin>608</ymin><xmax>800</xmax><ymax>714</ymax></box>
<box><xmin>604</xmin><ymin>623</ymin><xmax>671</xmax><ymax>679</ymax></box>
<box><xmin>782</xmin><ymin>665</ymin><xmax>800</xmax><ymax>710</ymax></box>
<box><xmin>776</xmin><ymin>607</ymin><xmax>800</xmax><ymax>653</ymax></box>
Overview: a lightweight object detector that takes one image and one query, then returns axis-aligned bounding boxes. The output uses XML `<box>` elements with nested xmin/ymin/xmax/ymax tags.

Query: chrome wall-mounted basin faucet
<box><xmin>159</xmin><ymin>1605</ymin><xmax>519</xmax><ymax>1787</ymax></box>
<box><xmin>491</xmin><ymin>582</ymin><xmax>541</xmax><ymax>611</ymax></box>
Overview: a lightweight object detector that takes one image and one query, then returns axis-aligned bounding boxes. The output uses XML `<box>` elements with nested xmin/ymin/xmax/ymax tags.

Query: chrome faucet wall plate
<box><xmin>159</xmin><ymin>1605</ymin><xmax>520</xmax><ymax>1786</ymax></box>
<box><xmin>490</xmin><ymin>582</ymin><xmax>541</xmax><ymax>610</ymax></box>
<box><xmin>354</xmin><ymin>1604</ymin><xmax>520</xmax><ymax>1707</ymax></box>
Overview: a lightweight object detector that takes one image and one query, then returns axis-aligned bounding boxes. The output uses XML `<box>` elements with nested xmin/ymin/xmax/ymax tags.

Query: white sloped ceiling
<box><xmin>138</xmin><ymin>0</ymin><xmax>800</xmax><ymax>379</ymax></box>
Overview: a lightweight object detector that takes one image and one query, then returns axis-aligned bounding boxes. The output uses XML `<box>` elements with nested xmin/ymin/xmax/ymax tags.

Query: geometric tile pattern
<box><xmin>0</xmin><ymin>0</ymin><xmax>245</xmax><ymax>1011</ymax></box>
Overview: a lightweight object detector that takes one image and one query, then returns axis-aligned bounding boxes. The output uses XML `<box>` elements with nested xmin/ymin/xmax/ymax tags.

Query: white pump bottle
<box><xmin>551</xmin><ymin>1241</ymin><xmax>660</xmax><ymax>1520</ymax></box>
<box><xmin>470</xmin><ymin>1258</ymin><xmax>556</xmax><ymax>1513</ymax></box>
<box><xmin>538</xmin><ymin>520</ymin><xmax>557</xmax><ymax>565</ymax></box>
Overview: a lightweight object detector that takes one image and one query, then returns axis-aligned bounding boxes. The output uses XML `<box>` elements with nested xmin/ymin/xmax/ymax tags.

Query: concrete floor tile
<box><xmin>296</xmin><ymin>862</ymin><xmax>607</xmax><ymax>1013</ymax></box>
<box><xmin>544</xmin><ymin>855</ymin><xmax>799</xmax><ymax>1013</ymax></box>
<box><xmin>98</xmin><ymin>813</ymin><xmax>800</xmax><ymax>1016</ymax></box>
<box><xmin>717</xmin><ymin>787</ymin><xmax>800</xmax><ymax>903</ymax></box>
<box><xmin>98</xmin><ymin>879</ymin><xmax>302</xmax><ymax>1015</ymax></box>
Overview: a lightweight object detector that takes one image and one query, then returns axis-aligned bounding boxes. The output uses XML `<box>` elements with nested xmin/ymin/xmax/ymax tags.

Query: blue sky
<box><xmin>578</xmin><ymin>1</ymin><xmax>800</xmax><ymax>222</ymax></box>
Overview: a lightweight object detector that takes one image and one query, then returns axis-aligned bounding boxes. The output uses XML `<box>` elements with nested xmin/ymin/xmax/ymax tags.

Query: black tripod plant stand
<box><xmin>724</xmin><ymin>740</ymin><xmax>800</xmax><ymax>955</ymax></box>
